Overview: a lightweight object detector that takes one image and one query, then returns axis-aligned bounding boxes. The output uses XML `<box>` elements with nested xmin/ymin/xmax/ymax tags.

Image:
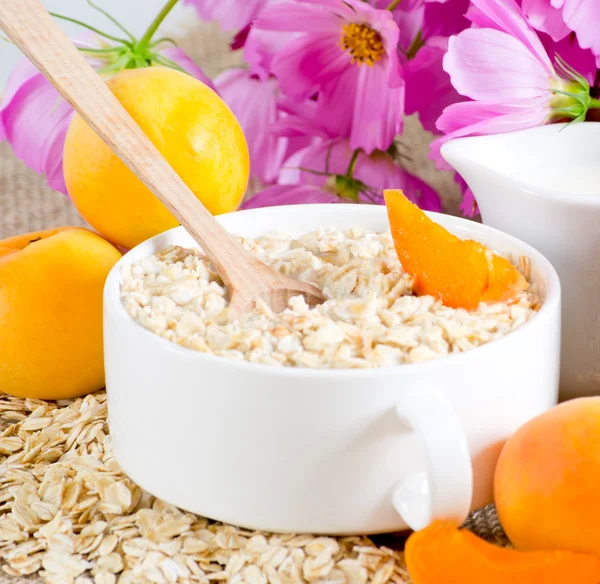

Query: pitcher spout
<box><xmin>440</xmin><ymin>122</ymin><xmax>600</xmax><ymax>201</ymax></box>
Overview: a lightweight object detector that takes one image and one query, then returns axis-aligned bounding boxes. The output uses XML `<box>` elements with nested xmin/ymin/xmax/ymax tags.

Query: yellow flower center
<box><xmin>341</xmin><ymin>23</ymin><xmax>384</xmax><ymax>66</ymax></box>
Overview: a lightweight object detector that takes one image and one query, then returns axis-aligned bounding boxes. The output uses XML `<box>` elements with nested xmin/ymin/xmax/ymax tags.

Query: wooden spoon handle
<box><xmin>0</xmin><ymin>0</ymin><xmax>250</xmax><ymax>287</ymax></box>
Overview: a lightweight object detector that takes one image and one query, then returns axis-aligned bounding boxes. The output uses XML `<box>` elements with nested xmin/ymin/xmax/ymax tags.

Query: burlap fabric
<box><xmin>0</xmin><ymin>19</ymin><xmax>504</xmax><ymax>584</ymax></box>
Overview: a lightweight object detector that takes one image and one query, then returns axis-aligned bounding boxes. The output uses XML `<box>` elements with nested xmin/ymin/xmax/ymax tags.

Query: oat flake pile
<box><xmin>0</xmin><ymin>393</ymin><xmax>410</xmax><ymax>584</ymax></box>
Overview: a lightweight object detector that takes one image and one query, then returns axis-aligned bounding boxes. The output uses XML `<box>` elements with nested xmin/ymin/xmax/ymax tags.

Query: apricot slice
<box><xmin>405</xmin><ymin>521</ymin><xmax>600</xmax><ymax>584</ymax></box>
<box><xmin>384</xmin><ymin>190</ymin><xmax>527</xmax><ymax>310</ymax></box>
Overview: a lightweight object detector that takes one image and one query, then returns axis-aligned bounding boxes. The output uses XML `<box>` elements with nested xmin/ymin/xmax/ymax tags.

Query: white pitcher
<box><xmin>442</xmin><ymin>122</ymin><xmax>600</xmax><ymax>401</ymax></box>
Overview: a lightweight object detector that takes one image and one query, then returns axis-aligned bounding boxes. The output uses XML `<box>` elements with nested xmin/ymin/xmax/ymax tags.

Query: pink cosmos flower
<box><xmin>214</xmin><ymin>68</ymin><xmax>289</xmax><ymax>184</ymax></box>
<box><xmin>242</xmin><ymin>139</ymin><xmax>442</xmax><ymax>211</ymax></box>
<box><xmin>431</xmin><ymin>0</ymin><xmax>593</xmax><ymax>156</ymax></box>
<box><xmin>183</xmin><ymin>0</ymin><xmax>269</xmax><ymax>32</ymax></box>
<box><xmin>0</xmin><ymin>41</ymin><xmax>213</xmax><ymax>195</ymax></box>
<box><xmin>254</xmin><ymin>0</ymin><xmax>404</xmax><ymax>154</ymax></box>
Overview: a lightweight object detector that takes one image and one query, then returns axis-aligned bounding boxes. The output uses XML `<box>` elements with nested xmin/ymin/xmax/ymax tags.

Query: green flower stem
<box><xmin>49</xmin><ymin>12</ymin><xmax>130</xmax><ymax>45</ymax></box>
<box><xmin>590</xmin><ymin>98</ymin><xmax>600</xmax><ymax>109</ymax></box>
<box><xmin>386</xmin><ymin>0</ymin><xmax>402</xmax><ymax>10</ymax></box>
<box><xmin>407</xmin><ymin>30</ymin><xmax>424</xmax><ymax>59</ymax></box>
<box><xmin>87</xmin><ymin>0</ymin><xmax>136</xmax><ymax>42</ymax></box>
<box><xmin>137</xmin><ymin>0</ymin><xmax>180</xmax><ymax>50</ymax></box>
<box><xmin>77</xmin><ymin>47</ymin><xmax>125</xmax><ymax>53</ymax></box>
<box><xmin>150</xmin><ymin>37</ymin><xmax>179</xmax><ymax>48</ymax></box>
<box><xmin>345</xmin><ymin>149</ymin><xmax>361</xmax><ymax>178</ymax></box>
<box><xmin>153</xmin><ymin>55</ymin><xmax>187</xmax><ymax>73</ymax></box>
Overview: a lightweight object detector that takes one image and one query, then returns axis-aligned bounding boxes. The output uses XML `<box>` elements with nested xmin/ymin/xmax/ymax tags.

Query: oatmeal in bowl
<box><xmin>120</xmin><ymin>227</ymin><xmax>539</xmax><ymax>369</ymax></box>
<box><xmin>103</xmin><ymin>204</ymin><xmax>560</xmax><ymax>536</ymax></box>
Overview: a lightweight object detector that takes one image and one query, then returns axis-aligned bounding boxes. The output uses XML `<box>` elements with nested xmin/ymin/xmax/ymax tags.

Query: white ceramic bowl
<box><xmin>104</xmin><ymin>205</ymin><xmax>561</xmax><ymax>535</ymax></box>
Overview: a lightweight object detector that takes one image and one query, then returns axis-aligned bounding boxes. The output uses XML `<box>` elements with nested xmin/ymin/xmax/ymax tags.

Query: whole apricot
<box><xmin>495</xmin><ymin>397</ymin><xmax>600</xmax><ymax>555</ymax></box>
<box><xmin>0</xmin><ymin>228</ymin><xmax>121</xmax><ymax>400</ymax></box>
<box><xmin>63</xmin><ymin>66</ymin><xmax>250</xmax><ymax>250</ymax></box>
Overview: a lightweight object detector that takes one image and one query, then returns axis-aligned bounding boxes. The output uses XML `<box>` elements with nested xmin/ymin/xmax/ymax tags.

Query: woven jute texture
<box><xmin>0</xmin><ymin>19</ymin><xmax>504</xmax><ymax>584</ymax></box>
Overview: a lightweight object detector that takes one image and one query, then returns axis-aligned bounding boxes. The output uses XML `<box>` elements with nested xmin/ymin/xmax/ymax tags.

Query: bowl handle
<box><xmin>392</xmin><ymin>388</ymin><xmax>473</xmax><ymax>531</ymax></box>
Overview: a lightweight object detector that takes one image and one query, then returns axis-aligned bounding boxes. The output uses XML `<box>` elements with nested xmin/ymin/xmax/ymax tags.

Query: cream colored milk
<box><xmin>516</xmin><ymin>165</ymin><xmax>600</xmax><ymax>194</ymax></box>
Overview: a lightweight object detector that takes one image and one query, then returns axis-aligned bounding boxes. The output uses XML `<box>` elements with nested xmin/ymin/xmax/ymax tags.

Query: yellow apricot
<box><xmin>64</xmin><ymin>66</ymin><xmax>250</xmax><ymax>250</ymax></box>
<box><xmin>0</xmin><ymin>228</ymin><xmax>121</xmax><ymax>399</ymax></box>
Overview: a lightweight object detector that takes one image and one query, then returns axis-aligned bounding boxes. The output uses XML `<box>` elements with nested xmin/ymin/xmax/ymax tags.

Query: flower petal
<box><xmin>436</xmin><ymin>98</ymin><xmax>549</xmax><ymax>134</ymax></box>
<box><xmin>314</xmin><ymin>60</ymin><xmax>405</xmax><ymax>155</ymax></box>
<box><xmin>402</xmin><ymin>172</ymin><xmax>443</xmax><ymax>212</ymax></box>
<box><xmin>431</xmin><ymin>99</ymin><xmax>549</xmax><ymax>170</ymax></box>
<box><xmin>313</xmin><ymin>66</ymin><xmax>358</xmax><ymax>142</ymax></box>
<box><xmin>272</xmin><ymin>32</ymin><xmax>350</xmax><ymax>100</ymax></box>
<box><xmin>444</xmin><ymin>28</ymin><xmax>551</xmax><ymax>101</ymax></box>
<box><xmin>160</xmin><ymin>47</ymin><xmax>217</xmax><ymax>91</ymax></box>
<box><xmin>254</xmin><ymin>0</ymin><xmax>342</xmax><ymax>33</ymax></box>
<box><xmin>561</xmin><ymin>0</ymin><xmax>600</xmax><ymax>62</ymax></box>
<box><xmin>273</xmin><ymin>138</ymin><xmax>441</xmax><ymax>210</ymax></box>
<box><xmin>350</xmin><ymin>60</ymin><xmax>404</xmax><ymax>154</ymax></box>
<box><xmin>183</xmin><ymin>0</ymin><xmax>268</xmax><ymax>32</ymax></box>
<box><xmin>241</xmin><ymin>184</ymin><xmax>340</xmax><ymax>209</ymax></box>
<box><xmin>404</xmin><ymin>37</ymin><xmax>461</xmax><ymax>133</ymax></box>
<box><xmin>272</xmin><ymin>108</ymin><xmax>331</xmax><ymax>141</ymax></box>
<box><xmin>454</xmin><ymin>173</ymin><xmax>478</xmax><ymax>216</ymax></box>
<box><xmin>244</xmin><ymin>27</ymin><xmax>298</xmax><ymax>81</ymax></box>
<box><xmin>214</xmin><ymin>68</ymin><xmax>287</xmax><ymax>184</ymax></box>
<box><xmin>521</xmin><ymin>0</ymin><xmax>571</xmax><ymax>41</ymax></box>
<box><xmin>541</xmin><ymin>31</ymin><xmax>597</xmax><ymax>84</ymax></box>
<box><xmin>0</xmin><ymin>58</ymin><xmax>41</xmax><ymax>140</ymax></box>
<box><xmin>466</xmin><ymin>0</ymin><xmax>553</xmax><ymax>73</ymax></box>
<box><xmin>294</xmin><ymin>139</ymin><xmax>355</xmax><ymax>187</ymax></box>
<box><xmin>1</xmin><ymin>74</ymin><xmax>72</xmax><ymax>195</ymax></box>
<box><xmin>393</xmin><ymin>2</ymin><xmax>425</xmax><ymax>53</ymax></box>
<box><xmin>43</xmin><ymin>112</ymin><xmax>72</xmax><ymax>194</ymax></box>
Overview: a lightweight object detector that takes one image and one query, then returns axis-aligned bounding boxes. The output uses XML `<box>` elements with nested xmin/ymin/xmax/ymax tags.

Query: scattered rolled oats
<box><xmin>121</xmin><ymin>228</ymin><xmax>539</xmax><ymax>369</ymax></box>
<box><xmin>0</xmin><ymin>392</ymin><xmax>410</xmax><ymax>583</ymax></box>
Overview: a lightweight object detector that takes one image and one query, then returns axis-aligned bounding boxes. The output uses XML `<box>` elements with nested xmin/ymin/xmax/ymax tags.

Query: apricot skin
<box><xmin>494</xmin><ymin>397</ymin><xmax>600</xmax><ymax>555</ymax></box>
<box><xmin>0</xmin><ymin>228</ymin><xmax>121</xmax><ymax>400</ymax></box>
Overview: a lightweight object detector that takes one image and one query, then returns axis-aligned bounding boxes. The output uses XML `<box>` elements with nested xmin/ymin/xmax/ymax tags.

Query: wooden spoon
<box><xmin>0</xmin><ymin>0</ymin><xmax>325</xmax><ymax>315</ymax></box>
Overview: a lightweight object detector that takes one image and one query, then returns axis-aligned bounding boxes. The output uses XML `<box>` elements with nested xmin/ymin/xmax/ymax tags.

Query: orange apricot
<box><xmin>0</xmin><ymin>227</ymin><xmax>121</xmax><ymax>399</ymax></box>
<box><xmin>405</xmin><ymin>521</ymin><xmax>600</xmax><ymax>584</ymax></box>
<box><xmin>495</xmin><ymin>397</ymin><xmax>600</xmax><ymax>556</ymax></box>
<box><xmin>383</xmin><ymin>189</ymin><xmax>527</xmax><ymax>310</ymax></box>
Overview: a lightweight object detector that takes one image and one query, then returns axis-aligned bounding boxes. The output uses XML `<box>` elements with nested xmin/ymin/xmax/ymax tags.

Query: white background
<box><xmin>0</xmin><ymin>0</ymin><xmax>191</xmax><ymax>86</ymax></box>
